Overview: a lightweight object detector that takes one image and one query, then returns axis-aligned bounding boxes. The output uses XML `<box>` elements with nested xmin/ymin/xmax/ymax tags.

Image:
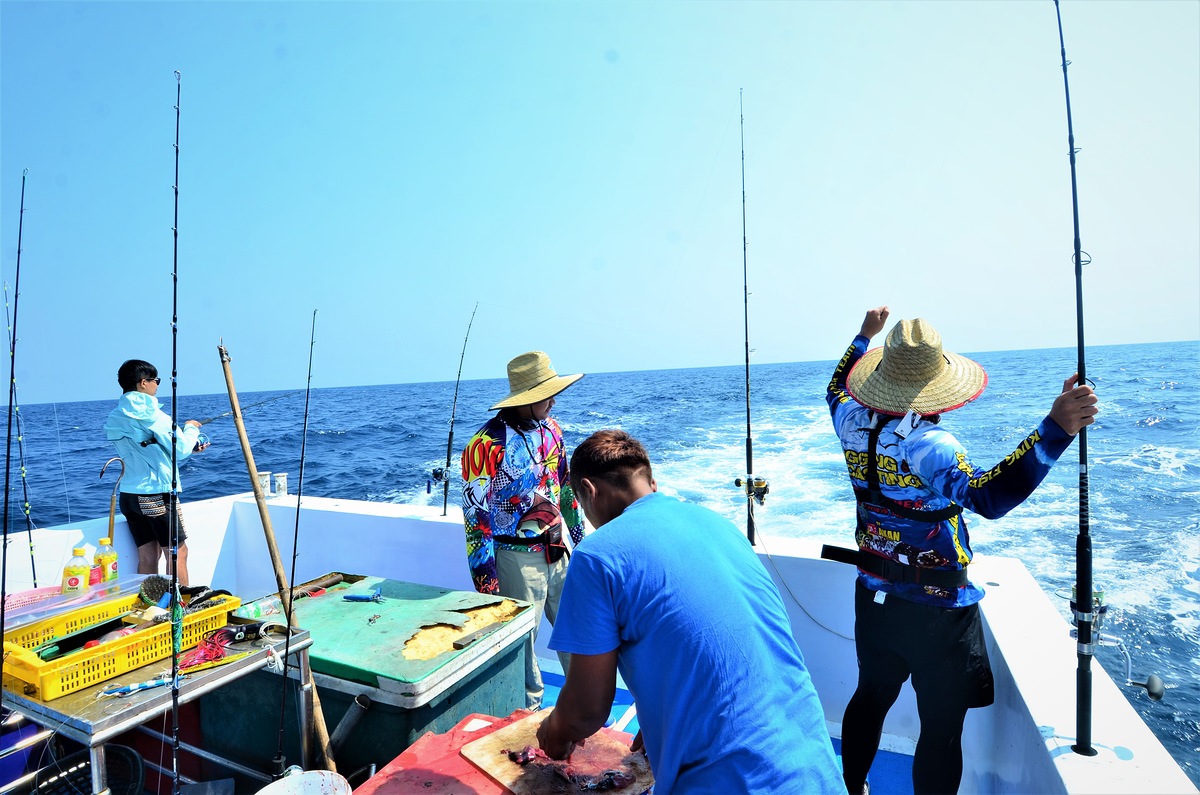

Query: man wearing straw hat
<box><xmin>461</xmin><ymin>351</ymin><xmax>586</xmax><ymax>709</ymax></box>
<box><xmin>825</xmin><ymin>307</ymin><xmax>1098</xmax><ymax>795</ymax></box>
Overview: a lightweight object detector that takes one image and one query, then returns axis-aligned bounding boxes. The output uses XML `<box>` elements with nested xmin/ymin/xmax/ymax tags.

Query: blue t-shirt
<box><xmin>550</xmin><ymin>492</ymin><xmax>843</xmax><ymax>795</ymax></box>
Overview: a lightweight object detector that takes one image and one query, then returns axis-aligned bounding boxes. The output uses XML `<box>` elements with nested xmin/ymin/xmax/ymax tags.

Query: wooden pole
<box><xmin>217</xmin><ymin>343</ymin><xmax>337</xmax><ymax>772</ymax></box>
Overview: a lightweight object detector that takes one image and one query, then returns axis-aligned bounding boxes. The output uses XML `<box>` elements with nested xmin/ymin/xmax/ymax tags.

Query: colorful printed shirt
<box><xmin>827</xmin><ymin>335</ymin><xmax>1076</xmax><ymax>607</ymax></box>
<box><xmin>460</xmin><ymin>415</ymin><xmax>585</xmax><ymax>594</ymax></box>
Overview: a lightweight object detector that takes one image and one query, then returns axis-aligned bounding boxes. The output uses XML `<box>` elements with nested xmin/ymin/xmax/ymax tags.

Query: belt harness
<box><xmin>822</xmin><ymin>414</ymin><xmax>969</xmax><ymax>589</ymax></box>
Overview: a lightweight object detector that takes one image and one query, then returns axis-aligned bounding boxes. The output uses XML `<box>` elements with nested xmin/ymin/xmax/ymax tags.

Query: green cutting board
<box><xmin>287</xmin><ymin>576</ymin><xmax>526</xmax><ymax>688</ymax></box>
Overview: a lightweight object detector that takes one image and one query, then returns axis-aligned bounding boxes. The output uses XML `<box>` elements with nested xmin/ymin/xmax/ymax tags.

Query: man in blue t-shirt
<box><xmin>536</xmin><ymin>430</ymin><xmax>843</xmax><ymax>795</ymax></box>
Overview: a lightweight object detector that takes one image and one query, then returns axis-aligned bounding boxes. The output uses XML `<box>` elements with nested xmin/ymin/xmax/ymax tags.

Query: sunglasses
<box><xmin>144</xmin><ymin>377</ymin><xmax>161</xmax><ymax>385</ymax></box>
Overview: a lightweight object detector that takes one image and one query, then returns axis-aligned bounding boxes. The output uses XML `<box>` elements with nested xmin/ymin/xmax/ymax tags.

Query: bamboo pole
<box><xmin>218</xmin><ymin>343</ymin><xmax>337</xmax><ymax>773</ymax></box>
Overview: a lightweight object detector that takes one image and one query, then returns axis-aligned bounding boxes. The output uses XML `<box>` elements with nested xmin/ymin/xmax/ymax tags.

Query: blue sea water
<box><xmin>6</xmin><ymin>340</ymin><xmax>1199</xmax><ymax>785</ymax></box>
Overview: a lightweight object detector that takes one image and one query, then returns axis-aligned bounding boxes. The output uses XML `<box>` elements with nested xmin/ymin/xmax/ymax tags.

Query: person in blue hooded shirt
<box><xmin>103</xmin><ymin>359</ymin><xmax>208</xmax><ymax>585</ymax></box>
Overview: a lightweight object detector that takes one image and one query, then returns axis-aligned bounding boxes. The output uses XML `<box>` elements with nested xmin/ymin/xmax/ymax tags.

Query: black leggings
<box><xmin>841</xmin><ymin>677</ymin><xmax>968</xmax><ymax>794</ymax></box>
<box><xmin>840</xmin><ymin>582</ymin><xmax>992</xmax><ymax>795</ymax></box>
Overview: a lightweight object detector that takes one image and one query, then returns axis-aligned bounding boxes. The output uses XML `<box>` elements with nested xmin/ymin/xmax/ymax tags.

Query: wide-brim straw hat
<box><xmin>847</xmin><ymin>318</ymin><xmax>987</xmax><ymax>416</ymax></box>
<box><xmin>490</xmin><ymin>351</ymin><xmax>584</xmax><ymax>410</ymax></box>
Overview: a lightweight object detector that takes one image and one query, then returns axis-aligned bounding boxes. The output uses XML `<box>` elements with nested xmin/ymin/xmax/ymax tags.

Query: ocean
<box><xmin>6</xmin><ymin>339</ymin><xmax>1199</xmax><ymax>785</ymax></box>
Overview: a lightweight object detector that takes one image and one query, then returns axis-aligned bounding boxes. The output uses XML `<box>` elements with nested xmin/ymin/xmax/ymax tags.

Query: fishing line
<box><xmin>1052</xmin><ymin>0</ymin><xmax>1097</xmax><ymax>758</ymax></box>
<box><xmin>2</xmin><ymin>168</ymin><xmax>29</xmax><ymax>684</ymax></box>
<box><xmin>432</xmin><ymin>303</ymin><xmax>477</xmax><ymax>516</ymax></box>
<box><xmin>756</xmin><ymin>534</ymin><xmax>854</xmax><ymax>643</ymax></box>
<box><xmin>275</xmin><ymin>309</ymin><xmax>318</xmax><ymax>762</ymax></box>
<box><xmin>52</xmin><ymin>404</ymin><xmax>71</xmax><ymax>523</ymax></box>
<box><xmin>168</xmin><ymin>69</ymin><xmax>184</xmax><ymax>794</ymax></box>
<box><xmin>195</xmin><ymin>390</ymin><xmax>303</xmax><ymax>426</ymax></box>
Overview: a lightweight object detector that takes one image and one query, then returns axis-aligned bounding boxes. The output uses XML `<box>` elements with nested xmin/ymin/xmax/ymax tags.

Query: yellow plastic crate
<box><xmin>2</xmin><ymin>595</ymin><xmax>240</xmax><ymax>701</ymax></box>
<box><xmin>5</xmin><ymin>591</ymin><xmax>145</xmax><ymax>651</ymax></box>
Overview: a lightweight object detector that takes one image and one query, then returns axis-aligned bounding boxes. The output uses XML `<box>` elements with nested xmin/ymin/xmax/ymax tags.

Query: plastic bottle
<box><xmin>233</xmin><ymin>595</ymin><xmax>282</xmax><ymax>620</ymax></box>
<box><xmin>94</xmin><ymin>537</ymin><xmax>118</xmax><ymax>583</ymax></box>
<box><xmin>61</xmin><ymin>548</ymin><xmax>91</xmax><ymax>595</ymax></box>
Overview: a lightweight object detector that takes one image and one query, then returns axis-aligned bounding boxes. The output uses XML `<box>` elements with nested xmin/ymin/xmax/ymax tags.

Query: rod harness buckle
<box><xmin>734</xmin><ymin>476</ymin><xmax>769</xmax><ymax>506</ymax></box>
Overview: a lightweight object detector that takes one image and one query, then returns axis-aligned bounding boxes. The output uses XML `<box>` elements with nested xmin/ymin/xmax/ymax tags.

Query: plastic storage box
<box><xmin>2</xmin><ymin>594</ymin><xmax>240</xmax><ymax>701</ymax></box>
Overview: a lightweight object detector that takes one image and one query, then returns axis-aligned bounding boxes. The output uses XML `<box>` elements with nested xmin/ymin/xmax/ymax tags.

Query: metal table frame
<box><xmin>2</xmin><ymin>628</ymin><xmax>312</xmax><ymax>795</ymax></box>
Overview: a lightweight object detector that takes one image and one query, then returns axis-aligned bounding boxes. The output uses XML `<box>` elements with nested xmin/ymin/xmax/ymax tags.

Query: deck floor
<box><xmin>540</xmin><ymin>670</ymin><xmax>914</xmax><ymax>794</ymax></box>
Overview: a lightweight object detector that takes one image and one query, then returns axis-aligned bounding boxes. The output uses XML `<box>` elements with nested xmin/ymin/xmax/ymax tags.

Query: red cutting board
<box><xmin>459</xmin><ymin>709</ymin><xmax>654</xmax><ymax>795</ymax></box>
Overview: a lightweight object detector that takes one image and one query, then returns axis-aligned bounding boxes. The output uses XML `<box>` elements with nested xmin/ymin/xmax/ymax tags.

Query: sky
<box><xmin>2</xmin><ymin>0</ymin><xmax>1197</xmax><ymax>405</ymax></box>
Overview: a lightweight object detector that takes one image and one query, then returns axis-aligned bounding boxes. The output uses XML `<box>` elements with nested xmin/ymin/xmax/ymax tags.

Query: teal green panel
<box><xmin>282</xmin><ymin>577</ymin><xmax>527</xmax><ymax>689</ymax></box>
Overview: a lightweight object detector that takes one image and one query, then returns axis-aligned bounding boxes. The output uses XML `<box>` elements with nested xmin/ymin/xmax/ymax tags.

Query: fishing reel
<box><xmin>735</xmin><ymin>476</ymin><xmax>770</xmax><ymax>506</ymax></box>
<box><xmin>1062</xmin><ymin>585</ymin><xmax>1164</xmax><ymax>701</ymax></box>
<box><xmin>427</xmin><ymin>466</ymin><xmax>452</xmax><ymax>495</ymax></box>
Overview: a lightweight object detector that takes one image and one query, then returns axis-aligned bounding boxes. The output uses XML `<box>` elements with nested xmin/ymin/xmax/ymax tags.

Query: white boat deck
<box><xmin>4</xmin><ymin>493</ymin><xmax>1195</xmax><ymax>794</ymax></box>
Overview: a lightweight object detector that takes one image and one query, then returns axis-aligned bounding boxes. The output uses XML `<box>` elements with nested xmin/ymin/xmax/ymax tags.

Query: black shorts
<box><xmin>853</xmin><ymin>579</ymin><xmax>994</xmax><ymax>709</ymax></box>
<box><xmin>118</xmin><ymin>493</ymin><xmax>189</xmax><ymax>548</ymax></box>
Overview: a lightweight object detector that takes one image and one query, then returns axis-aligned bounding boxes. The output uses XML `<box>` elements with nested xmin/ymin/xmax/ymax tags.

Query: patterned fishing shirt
<box><xmin>827</xmin><ymin>334</ymin><xmax>1077</xmax><ymax>607</ymax></box>
<box><xmin>460</xmin><ymin>415</ymin><xmax>585</xmax><ymax>594</ymax></box>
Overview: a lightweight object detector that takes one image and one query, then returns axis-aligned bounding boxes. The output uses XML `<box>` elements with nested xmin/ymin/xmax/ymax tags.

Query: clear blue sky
<box><xmin>2</xmin><ymin>1</ymin><xmax>1197</xmax><ymax>405</ymax></box>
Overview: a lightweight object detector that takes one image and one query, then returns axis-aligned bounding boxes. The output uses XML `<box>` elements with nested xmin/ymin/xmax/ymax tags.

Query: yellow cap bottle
<box><xmin>94</xmin><ymin>537</ymin><xmax>118</xmax><ymax>583</ymax></box>
<box><xmin>61</xmin><ymin>547</ymin><xmax>91</xmax><ymax>595</ymax></box>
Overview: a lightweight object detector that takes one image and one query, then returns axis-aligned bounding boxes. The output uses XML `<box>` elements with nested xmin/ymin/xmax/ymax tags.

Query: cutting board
<box><xmin>460</xmin><ymin>709</ymin><xmax>654</xmax><ymax>795</ymax></box>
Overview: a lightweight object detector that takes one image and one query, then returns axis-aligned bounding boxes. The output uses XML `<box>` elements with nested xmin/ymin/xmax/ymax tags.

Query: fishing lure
<box><xmin>97</xmin><ymin>672</ymin><xmax>188</xmax><ymax>699</ymax></box>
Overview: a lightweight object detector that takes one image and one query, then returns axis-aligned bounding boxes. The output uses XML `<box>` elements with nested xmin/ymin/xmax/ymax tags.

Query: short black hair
<box><xmin>117</xmin><ymin>360</ymin><xmax>157</xmax><ymax>393</ymax></box>
<box><xmin>570</xmin><ymin>429</ymin><xmax>653</xmax><ymax>492</ymax></box>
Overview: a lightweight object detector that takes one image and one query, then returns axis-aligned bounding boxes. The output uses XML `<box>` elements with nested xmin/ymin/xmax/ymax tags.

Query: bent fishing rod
<box><xmin>1053</xmin><ymin>0</ymin><xmax>1097</xmax><ymax>758</ymax></box>
<box><xmin>433</xmin><ymin>303</ymin><xmax>478</xmax><ymax>515</ymax></box>
<box><xmin>733</xmin><ymin>90</ymin><xmax>769</xmax><ymax>544</ymax></box>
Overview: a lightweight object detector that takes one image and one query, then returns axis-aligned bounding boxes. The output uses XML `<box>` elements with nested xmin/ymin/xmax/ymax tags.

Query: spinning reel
<box><xmin>734</xmin><ymin>475</ymin><xmax>770</xmax><ymax>506</ymax></box>
<box><xmin>427</xmin><ymin>466</ymin><xmax>453</xmax><ymax>494</ymax></box>
<box><xmin>1064</xmin><ymin>585</ymin><xmax>1165</xmax><ymax>701</ymax></box>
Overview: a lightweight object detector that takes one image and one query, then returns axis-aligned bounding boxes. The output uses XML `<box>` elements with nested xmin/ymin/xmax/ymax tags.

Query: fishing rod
<box><xmin>3</xmin><ymin>169</ymin><xmax>30</xmax><ymax>672</ymax></box>
<box><xmin>4</xmin><ymin>172</ymin><xmax>37</xmax><ymax>595</ymax></box>
<box><xmin>195</xmin><ymin>389</ymin><xmax>303</xmax><ymax>425</ymax></box>
<box><xmin>732</xmin><ymin>90</ymin><xmax>768</xmax><ymax>545</ymax></box>
<box><xmin>430</xmin><ymin>303</ymin><xmax>477</xmax><ymax>516</ymax></box>
<box><xmin>4</xmin><ymin>281</ymin><xmax>38</xmax><ymax>587</ymax></box>
<box><xmin>1052</xmin><ymin>1</ymin><xmax>1097</xmax><ymax>757</ymax></box>
<box><xmin>168</xmin><ymin>69</ymin><xmax>184</xmax><ymax>794</ymax></box>
<box><xmin>276</xmin><ymin>310</ymin><xmax>318</xmax><ymax>769</ymax></box>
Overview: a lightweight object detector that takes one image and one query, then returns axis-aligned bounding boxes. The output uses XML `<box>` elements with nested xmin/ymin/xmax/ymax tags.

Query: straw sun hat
<box><xmin>490</xmin><ymin>351</ymin><xmax>584</xmax><ymax>411</ymax></box>
<box><xmin>847</xmin><ymin>318</ymin><xmax>988</xmax><ymax>416</ymax></box>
